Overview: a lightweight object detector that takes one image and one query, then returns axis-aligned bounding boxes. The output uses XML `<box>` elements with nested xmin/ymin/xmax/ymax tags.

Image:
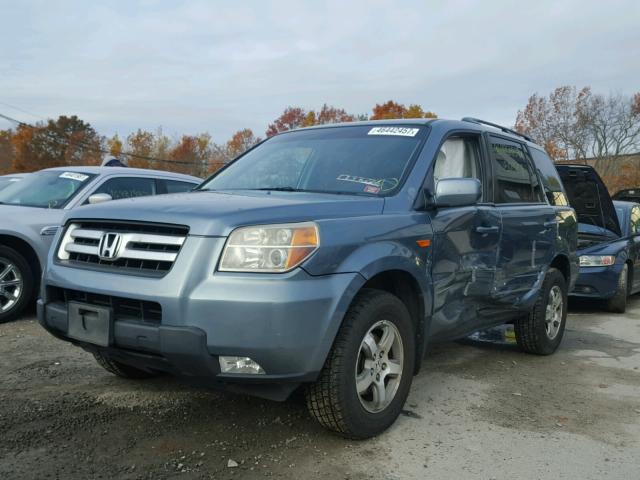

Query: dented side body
<box><xmin>38</xmin><ymin>119</ymin><xmax>578</xmax><ymax>401</ymax></box>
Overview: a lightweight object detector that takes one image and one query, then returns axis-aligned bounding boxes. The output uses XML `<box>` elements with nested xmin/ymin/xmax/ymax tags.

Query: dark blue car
<box><xmin>558</xmin><ymin>165</ymin><xmax>640</xmax><ymax>312</ymax></box>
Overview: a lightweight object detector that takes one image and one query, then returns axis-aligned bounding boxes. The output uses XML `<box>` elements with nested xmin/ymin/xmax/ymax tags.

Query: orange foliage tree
<box><xmin>106</xmin><ymin>134</ymin><xmax>123</xmax><ymax>158</ymax></box>
<box><xmin>371</xmin><ymin>100</ymin><xmax>437</xmax><ymax>120</ymax></box>
<box><xmin>0</xmin><ymin>129</ymin><xmax>15</xmax><ymax>174</ymax></box>
<box><xmin>10</xmin><ymin>115</ymin><xmax>102</xmax><ymax>172</ymax></box>
<box><xmin>126</xmin><ymin>129</ymin><xmax>155</xmax><ymax>169</ymax></box>
<box><xmin>266</xmin><ymin>104</ymin><xmax>357</xmax><ymax>137</ymax></box>
<box><xmin>168</xmin><ymin>134</ymin><xmax>212</xmax><ymax>177</ymax></box>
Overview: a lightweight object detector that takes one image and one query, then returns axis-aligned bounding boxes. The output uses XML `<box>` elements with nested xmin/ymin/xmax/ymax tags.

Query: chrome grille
<box><xmin>57</xmin><ymin>221</ymin><xmax>188</xmax><ymax>275</ymax></box>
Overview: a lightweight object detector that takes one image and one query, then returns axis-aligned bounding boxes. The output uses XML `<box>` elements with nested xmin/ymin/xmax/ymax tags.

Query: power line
<box><xmin>0</xmin><ymin>111</ymin><xmax>217</xmax><ymax>168</ymax></box>
<box><xmin>0</xmin><ymin>101</ymin><xmax>46</xmax><ymax>121</ymax></box>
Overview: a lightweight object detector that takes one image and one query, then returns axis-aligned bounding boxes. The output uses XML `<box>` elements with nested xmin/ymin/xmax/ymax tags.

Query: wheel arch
<box><xmin>359</xmin><ymin>268</ymin><xmax>429</xmax><ymax>375</ymax></box>
<box><xmin>625</xmin><ymin>259</ymin><xmax>633</xmax><ymax>293</ymax></box>
<box><xmin>0</xmin><ymin>234</ymin><xmax>41</xmax><ymax>286</ymax></box>
<box><xmin>549</xmin><ymin>254</ymin><xmax>571</xmax><ymax>286</ymax></box>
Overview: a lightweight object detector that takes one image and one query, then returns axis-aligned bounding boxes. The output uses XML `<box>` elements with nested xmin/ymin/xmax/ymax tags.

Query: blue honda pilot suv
<box><xmin>39</xmin><ymin>118</ymin><xmax>578</xmax><ymax>438</ymax></box>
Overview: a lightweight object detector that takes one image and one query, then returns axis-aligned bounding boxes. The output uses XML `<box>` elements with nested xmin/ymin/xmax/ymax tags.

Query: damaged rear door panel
<box><xmin>489</xmin><ymin>136</ymin><xmax>557</xmax><ymax>308</ymax></box>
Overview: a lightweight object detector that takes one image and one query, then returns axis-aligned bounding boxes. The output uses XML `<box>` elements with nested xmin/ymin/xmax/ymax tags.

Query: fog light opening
<box><xmin>219</xmin><ymin>356</ymin><xmax>266</xmax><ymax>375</ymax></box>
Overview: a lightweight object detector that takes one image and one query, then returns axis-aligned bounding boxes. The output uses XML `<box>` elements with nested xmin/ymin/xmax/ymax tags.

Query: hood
<box><xmin>64</xmin><ymin>190</ymin><xmax>385</xmax><ymax>236</ymax></box>
<box><xmin>556</xmin><ymin>165</ymin><xmax>621</xmax><ymax>238</ymax></box>
<box><xmin>576</xmin><ymin>235</ymin><xmax>628</xmax><ymax>256</ymax></box>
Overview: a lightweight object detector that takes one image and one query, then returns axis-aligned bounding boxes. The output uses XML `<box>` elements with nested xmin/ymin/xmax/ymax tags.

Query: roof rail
<box><xmin>461</xmin><ymin>117</ymin><xmax>533</xmax><ymax>143</ymax></box>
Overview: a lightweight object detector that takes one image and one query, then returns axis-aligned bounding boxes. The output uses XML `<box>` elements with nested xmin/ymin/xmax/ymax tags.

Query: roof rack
<box><xmin>461</xmin><ymin>117</ymin><xmax>533</xmax><ymax>143</ymax></box>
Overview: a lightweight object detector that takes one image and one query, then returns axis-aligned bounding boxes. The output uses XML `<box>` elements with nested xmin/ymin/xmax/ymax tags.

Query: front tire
<box><xmin>0</xmin><ymin>245</ymin><xmax>34</xmax><ymax>323</ymax></box>
<box><xmin>606</xmin><ymin>264</ymin><xmax>628</xmax><ymax>314</ymax></box>
<box><xmin>515</xmin><ymin>268</ymin><xmax>567</xmax><ymax>355</ymax></box>
<box><xmin>306</xmin><ymin>289</ymin><xmax>415</xmax><ymax>439</ymax></box>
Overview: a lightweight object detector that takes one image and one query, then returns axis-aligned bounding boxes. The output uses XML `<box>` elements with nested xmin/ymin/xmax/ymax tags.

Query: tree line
<box><xmin>515</xmin><ymin>87</ymin><xmax>640</xmax><ymax>192</ymax></box>
<box><xmin>0</xmin><ymin>100</ymin><xmax>436</xmax><ymax>178</ymax></box>
<box><xmin>1</xmin><ymin>91</ymin><xmax>639</xmax><ymax>191</ymax></box>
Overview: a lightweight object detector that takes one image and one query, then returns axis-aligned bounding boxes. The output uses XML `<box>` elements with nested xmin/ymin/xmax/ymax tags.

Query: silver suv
<box><xmin>0</xmin><ymin>166</ymin><xmax>200</xmax><ymax>322</ymax></box>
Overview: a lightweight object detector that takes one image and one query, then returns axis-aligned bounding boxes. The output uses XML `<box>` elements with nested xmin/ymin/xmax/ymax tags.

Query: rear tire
<box><xmin>515</xmin><ymin>268</ymin><xmax>567</xmax><ymax>355</ymax></box>
<box><xmin>0</xmin><ymin>245</ymin><xmax>34</xmax><ymax>323</ymax></box>
<box><xmin>93</xmin><ymin>351</ymin><xmax>159</xmax><ymax>379</ymax></box>
<box><xmin>606</xmin><ymin>264</ymin><xmax>628</xmax><ymax>314</ymax></box>
<box><xmin>306</xmin><ymin>289</ymin><xmax>415</xmax><ymax>439</ymax></box>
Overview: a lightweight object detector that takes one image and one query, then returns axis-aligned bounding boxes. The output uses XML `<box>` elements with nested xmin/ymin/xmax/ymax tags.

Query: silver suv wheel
<box><xmin>355</xmin><ymin>319</ymin><xmax>404</xmax><ymax>413</ymax></box>
<box><xmin>545</xmin><ymin>285</ymin><xmax>563</xmax><ymax>340</ymax></box>
<box><xmin>0</xmin><ymin>257</ymin><xmax>23</xmax><ymax>314</ymax></box>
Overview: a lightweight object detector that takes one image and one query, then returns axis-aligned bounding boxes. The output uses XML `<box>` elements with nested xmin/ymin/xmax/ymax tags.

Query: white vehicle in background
<box><xmin>0</xmin><ymin>166</ymin><xmax>201</xmax><ymax>322</ymax></box>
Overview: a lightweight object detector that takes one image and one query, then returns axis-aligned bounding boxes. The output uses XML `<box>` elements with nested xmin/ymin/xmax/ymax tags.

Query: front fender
<box><xmin>305</xmin><ymin>238</ymin><xmax>434</xmax><ymax>373</ymax></box>
<box><xmin>0</xmin><ymin>227</ymin><xmax>50</xmax><ymax>272</ymax></box>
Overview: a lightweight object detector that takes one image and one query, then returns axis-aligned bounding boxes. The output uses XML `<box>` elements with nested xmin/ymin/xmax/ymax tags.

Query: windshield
<box><xmin>0</xmin><ymin>177</ymin><xmax>24</xmax><ymax>192</ymax></box>
<box><xmin>200</xmin><ymin>125</ymin><xmax>427</xmax><ymax>196</ymax></box>
<box><xmin>0</xmin><ymin>171</ymin><xmax>96</xmax><ymax>209</ymax></box>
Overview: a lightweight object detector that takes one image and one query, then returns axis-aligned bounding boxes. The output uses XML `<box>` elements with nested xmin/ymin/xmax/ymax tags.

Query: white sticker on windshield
<box><xmin>59</xmin><ymin>172</ymin><xmax>89</xmax><ymax>182</ymax></box>
<box><xmin>368</xmin><ymin>127</ymin><xmax>420</xmax><ymax>137</ymax></box>
<box><xmin>337</xmin><ymin>174</ymin><xmax>382</xmax><ymax>187</ymax></box>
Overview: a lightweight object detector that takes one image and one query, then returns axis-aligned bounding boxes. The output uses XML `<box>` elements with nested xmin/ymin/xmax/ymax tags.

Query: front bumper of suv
<box><xmin>38</xmin><ymin>236</ymin><xmax>364</xmax><ymax>400</ymax></box>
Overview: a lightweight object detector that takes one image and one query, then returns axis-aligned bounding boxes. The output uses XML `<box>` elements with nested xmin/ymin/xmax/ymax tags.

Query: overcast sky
<box><xmin>1</xmin><ymin>0</ymin><xmax>639</xmax><ymax>142</ymax></box>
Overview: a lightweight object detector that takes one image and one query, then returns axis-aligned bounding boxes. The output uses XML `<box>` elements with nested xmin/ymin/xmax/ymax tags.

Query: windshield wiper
<box><xmin>254</xmin><ymin>187</ymin><xmax>303</xmax><ymax>192</ymax></box>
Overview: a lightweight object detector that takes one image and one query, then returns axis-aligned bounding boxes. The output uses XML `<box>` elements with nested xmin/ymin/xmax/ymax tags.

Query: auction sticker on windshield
<box><xmin>59</xmin><ymin>172</ymin><xmax>89</xmax><ymax>182</ymax></box>
<box><xmin>368</xmin><ymin>127</ymin><xmax>420</xmax><ymax>137</ymax></box>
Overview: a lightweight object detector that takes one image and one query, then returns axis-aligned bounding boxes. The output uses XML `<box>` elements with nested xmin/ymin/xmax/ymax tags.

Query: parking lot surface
<box><xmin>1</xmin><ymin>298</ymin><xmax>639</xmax><ymax>480</ymax></box>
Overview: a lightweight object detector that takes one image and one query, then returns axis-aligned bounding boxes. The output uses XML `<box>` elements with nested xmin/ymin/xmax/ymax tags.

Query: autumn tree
<box><xmin>10</xmin><ymin>115</ymin><xmax>102</xmax><ymax>171</ymax></box>
<box><xmin>266</xmin><ymin>107</ymin><xmax>307</xmax><ymax>136</ymax></box>
<box><xmin>226</xmin><ymin>129</ymin><xmax>260</xmax><ymax>159</ymax></box>
<box><xmin>316</xmin><ymin>104</ymin><xmax>356</xmax><ymax>124</ymax></box>
<box><xmin>126</xmin><ymin>129</ymin><xmax>155</xmax><ymax>169</ymax></box>
<box><xmin>370</xmin><ymin>100</ymin><xmax>437</xmax><ymax>120</ymax></box>
<box><xmin>0</xmin><ymin>129</ymin><xmax>14</xmax><ymax>174</ymax></box>
<box><xmin>516</xmin><ymin>87</ymin><xmax>640</xmax><ymax>168</ymax></box>
<box><xmin>167</xmin><ymin>133</ymin><xmax>211</xmax><ymax>177</ymax></box>
<box><xmin>266</xmin><ymin>104</ymin><xmax>358</xmax><ymax>137</ymax></box>
<box><xmin>152</xmin><ymin>128</ymin><xmax>172</xmax><ymax>163</ymax></box>
<box><xmin>106</xmin><ymin>134</ymin><xmax>123</xmax><ymax>157</ymax></box>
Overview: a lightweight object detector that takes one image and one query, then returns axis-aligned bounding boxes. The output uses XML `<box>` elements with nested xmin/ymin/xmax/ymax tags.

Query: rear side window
<box><xmin>163</xmin><ymin>179</ymin><xmax>197</xmax><ymax>194</ymax></box>
<box><xmin>529</xmin><ymin>148</ymin><xmax>568</xmax><ymax>206</ymax></box>
<box><xmin>490</xmin><ymin>137</ymin><xmax>542</xmax><ymax>204</ymax></box>
<box><xmin>92</xmin><ymin>177</ymin><xmax>156</xmax><ymax>200</ymax></box>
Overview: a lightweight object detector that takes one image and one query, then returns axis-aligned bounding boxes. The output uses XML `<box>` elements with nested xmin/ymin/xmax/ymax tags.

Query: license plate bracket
<box><xmin>67</xmin><ymin>301</ymin><xmax>113</xmax><ymax>347</ymax></box>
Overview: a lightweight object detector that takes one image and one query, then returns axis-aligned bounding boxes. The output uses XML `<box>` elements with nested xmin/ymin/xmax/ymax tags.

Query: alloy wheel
<box><xmin>545</xmin><ymin>285</ymin><xmax>563</xmax><ymax>340</ymax></box>
<box><xmin>355</xmin><ymin>320</ymin><xmax>404</xmax><ymax>413</ymax></box>
<box><xmin>0</xmin><ymin>257</ymin><xmax>23</xmax><ymax>314</ymax></box>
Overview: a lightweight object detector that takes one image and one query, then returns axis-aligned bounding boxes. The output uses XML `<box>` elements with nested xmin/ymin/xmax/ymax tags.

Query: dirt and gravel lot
<box><xmin>1</xmin><ymin>297</ymin><xmax>639</xmax><ymax>480</ymax></box>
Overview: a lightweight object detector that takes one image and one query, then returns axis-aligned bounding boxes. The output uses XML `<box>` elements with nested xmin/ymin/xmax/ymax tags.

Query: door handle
<box><xmin>543</xmin><ymin>221</ymin><xmax>556</xmax><ymax>228</ymax></box>
<box><xmin>475</xmin><ymin>226</ymin><xmax>499</xmax><ymax>234</ymax></box>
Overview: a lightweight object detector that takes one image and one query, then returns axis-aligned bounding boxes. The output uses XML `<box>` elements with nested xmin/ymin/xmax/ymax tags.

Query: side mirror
<box><xmin>434</xmin><ymin>178</ymin><xmax>481</xmax><ymax>208</ymax></box>
<box><xmin>88</xmin><ymin>193</ymin><xmax>113</xmax><ymax>205</ymax></box>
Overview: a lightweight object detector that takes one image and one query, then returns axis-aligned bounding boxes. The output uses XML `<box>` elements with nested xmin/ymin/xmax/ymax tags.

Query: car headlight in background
<box><xmin>579</xmin><ymin>255</ymin><xmax>616</xmax><ymax>267</ymax></box>
<box><xmin>219</xmin><ymin>222</ymin><xmax>319</xmax><ymax>273</ymax></box>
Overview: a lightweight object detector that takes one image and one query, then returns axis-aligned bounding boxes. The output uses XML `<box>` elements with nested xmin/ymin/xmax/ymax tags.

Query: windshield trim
<box><xmin>196</xmin><ymin>123</ymin><xmax>431</xmax><ymax>198</ymax></box>
<box><xmin>0</xmin><ymin>171</ymin><xmax>97</xmax><ymax>209</ymax></box>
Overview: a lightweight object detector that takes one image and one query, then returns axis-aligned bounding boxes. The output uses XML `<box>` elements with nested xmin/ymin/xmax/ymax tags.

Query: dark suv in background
<box><xmin>38</xmin><ymin>118</ymin><xmax>578</xmax><ymax>438</ymax></box>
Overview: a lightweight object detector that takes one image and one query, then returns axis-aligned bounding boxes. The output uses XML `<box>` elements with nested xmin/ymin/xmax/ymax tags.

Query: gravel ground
<box><xmin>1</xmin><ymin>297</ymin><xmax>639</xmax><ymax>479</ymax></box>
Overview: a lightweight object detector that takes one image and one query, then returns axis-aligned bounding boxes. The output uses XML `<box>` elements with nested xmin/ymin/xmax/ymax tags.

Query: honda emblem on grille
<box><xmin>98</xmin><ymin>233</ymin><xmax>122</xmax><ymax>261</ymax></box>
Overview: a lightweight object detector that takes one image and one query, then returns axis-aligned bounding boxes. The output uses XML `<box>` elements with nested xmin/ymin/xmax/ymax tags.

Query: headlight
<box><xmin>579</xmin><ymin>255</ymin><xmax>616</xmax><ymax>267</ymax></box>
<box><xmin>219</xmin><ymin>222</ymin><xmax>319</xmax><ymax>273</ymax></box>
